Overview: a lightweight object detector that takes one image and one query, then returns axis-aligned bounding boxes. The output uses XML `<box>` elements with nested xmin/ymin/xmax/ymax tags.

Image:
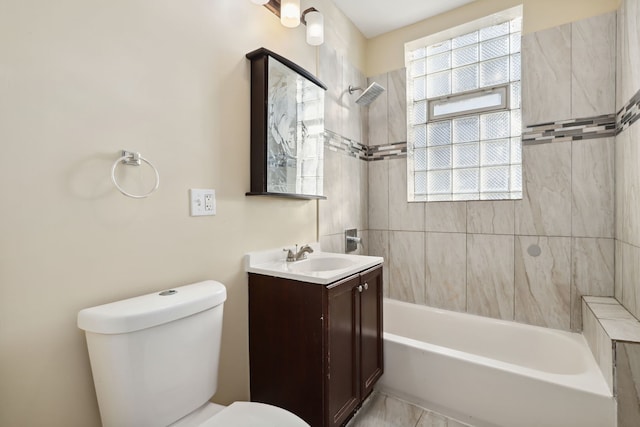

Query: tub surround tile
<box><xmin>616</xmin><ymin>124</ymin><xmax>640</xmax><ymax>249</ymax></box>
<box><xmin>369</xmin><ymin>230</ymin><xmax>390</xmax><ymax>298</ymax></box>
<box><xmin>583</xmin><ymin>296</ymin><xmax>620</xmax><ymax>305</ymax></box>
<box><xmin>571</xmin><ymin>138</ymin><xmax>614</xmax><ymax>238</ymax></box>
<box><xmin>426</xmin><ymin>233</ymin><xmax>466</xmax><ymax>312</ymax></box>
<box><xmin>319</xmin><ymin>44</ymin><xmax>342</xmax><ymax>135</ymax></box>
<box><xmin>360</xmin><ymin>161</ymin><xmax>369</xmax><ymax>230</ymax></box>
<box><xmin>582</xmin><ymin>299</ymin><xmax>614</xmax><ymax>392</ymax></box>
<box><xmin>342</xmin><ymin>154</ymin><xmax>367</xmax><ymax>231</ymax></box>
<box><xmin>571</xmin><ymin>238</ymin><xmax>615</xmax><ymax>330</ymax></box>
<box><xmin>426</xmin><ymin>202</ymin><xmax>467</xmax><ymax>233</ymax></box>
<box><xmin>319</xmin><ymin>147</ymin><xmax>344</xmax><ymax>236</ymax></box>
<box><xmin>583</xmin><ymin>296</ymin><xmax>640</xmax><ymax>425</ymax></box>
<box><xmin>389</xmin><ymin>231</ymin><xmax>425</xmax><ymax>304</ymax></box>
<box><xmin>571</xmin><ymin>12</ymin><xmax>616</xmax><ymax>118</ymax></box>
<box><xmin>466</xmin><ymin>201</ymin><xmax>514</xmax><ymax>235</ymax></box>
<box><xmin>615</xmin><ymin>129</ymin><xmax>629</xmax><ymax>242</ymax></box>
<box><xmin>319</xmin><ymin>233</ymin><xmax>343</xmax><ymax>254</ymax></box>
<box><xmin>343</xmin><ymin>61</ymin><xmax>365</xmax><ymax>144</ymax></box>
<box><xmin>467</xmin><ymin>234</ymin><xmax>515</xmax><ymax>320</ymax></box>
<box><xmin>618</xmin><ymin>0</ymin><xmax>640</xmax><ymax>112</ymax></box>
<box><xmin>356</xmin><ymin>230</ymin><xmax>369</xmax><ymax>256</ymax></box>
<box><xmin>515</xmin><ymin>236</ymin><xmax>571</xmax><ymax>330</ymax></box>
<box><xmin>319</xmin><ymin>231</ymin><xmax>368</xmax><ymax>256</ymax></box>
<box><xmin>601</xmin><ymin>318</ymin><xmax>640</xmax><ymax>342</ymax></box>
<box><xmin>626</xmin><ymin>123</ymin><xmax>640</xmax><ymax>247</ymax></box>
<box><xmin>368</xmin><ymin>74</ymin><xmax>389</xmax><ymax>147</ymax></box>
<box><xmin>387</xmin><ymin>68</ymin><xmax>407</xmax><ymax>144</ymax></box>
<box><xmin>616</xmin><ymin>342</ymin><xmax>640</xmax><ymax>427</ymax></box>
<box><xmin>340</xmin><ymin>9</ymin><xmax>640</xmax><ymax>342</ymax></box>
<box><xmin>617</xmin><ymin>3</ymin><xmax>624</xmax><ymax>112</ymax></box>
<box><xmin>584</xmin><ymin>296</ymin><xmax>640</xmax><ymax>342</ymax></box>
<box><xmin>368</xmin><ymin>159</ymin><xmax>389</xmax><ymax>230</ymax></box>
<box><xmin>522</xmin><ymin>24</ymin><xmax>571</xmax><ymax>126</ymax></box>
<box><xmin>515</xmin><ymin>141</ymin><xmax>572</xmax><ymax>237</ymax></box>
<box><xmin>616</xmin><ymin>240</ymin><xmax>624</xmax><ymax>302</ymax></box>
<box><xmin>389</xmin><ymin>158</ymin><xmax>424</xmax><ymax>231</ymax></box>
<box><xmin>588</xmin><ymin>301</ymin><xmax>635</xmax><ymax>320</ymax></box>
<box><xmin>621</xmin><ymin>242</ymin><xmax>640</xmax><ymax>319</ymax></box>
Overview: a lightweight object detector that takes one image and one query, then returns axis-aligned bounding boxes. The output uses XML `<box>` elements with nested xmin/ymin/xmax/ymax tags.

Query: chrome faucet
<box><xmin>283</xmin><ymin>244</ymin><xmax>314</xmax><ymax>262</ymax></box>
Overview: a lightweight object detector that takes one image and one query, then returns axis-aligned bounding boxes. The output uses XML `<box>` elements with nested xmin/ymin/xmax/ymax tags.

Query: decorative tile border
<box><xmin>367</xmin><ymin>142</ymin><xmax>407</xmax><ymax>160</ymax></box>
<box><xmin>523</xmin><ymin>88</ymin><xmax>640</xmax><ymax>145</ymax></box>
<box><xmin>323</xmin><ymin>130</ymin><xmax>406</xmax><ymax>160</ymax></box>
<box><xmin>617</xmin><ymin>88</ymin><xmax>640</xmax><ymax>134</ymax></box>
<box><xmin>323</xmin><ymin>130</ymin><xmax>368</xmax><ymax>160</ymax></box>
<box><xmin>522</xmin><ymin>114</ymin><xmax>616</xmax><ymax>145</ymax></box>
<box><xmin>326</xmin><ymin>87</ymin><xmax>640</xmax><ymax>157</ymax></box>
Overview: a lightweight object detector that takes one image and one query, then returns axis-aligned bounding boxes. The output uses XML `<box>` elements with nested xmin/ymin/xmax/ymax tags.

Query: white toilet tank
<box><xmin>77</xmin><ymin>280</ymin><xmax>227</xmax><ymax>427</ymax></box>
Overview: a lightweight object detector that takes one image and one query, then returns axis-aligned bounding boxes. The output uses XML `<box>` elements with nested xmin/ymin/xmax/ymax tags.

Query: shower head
<box><xmin>348</xmin><ymin>82</ymin><xmax>385</xmax><ymax>106</ymax></box>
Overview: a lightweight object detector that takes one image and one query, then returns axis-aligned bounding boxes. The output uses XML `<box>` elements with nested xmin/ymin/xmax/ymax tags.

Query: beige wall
<box><xmin>366</xmin><ymin>0</ymin><xmax>621</xmax><ymax>76</ymax></box>
<box><xmin>0</xmin><ymin>1</ymin><xmax>364</xmax><ymax>426</ymax></box>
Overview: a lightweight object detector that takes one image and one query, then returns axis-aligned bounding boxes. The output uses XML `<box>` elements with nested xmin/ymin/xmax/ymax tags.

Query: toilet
<box><xmin>77</xmin><ymin>280</ymin><xmax>309</xmax><ymax>427</ymax></box>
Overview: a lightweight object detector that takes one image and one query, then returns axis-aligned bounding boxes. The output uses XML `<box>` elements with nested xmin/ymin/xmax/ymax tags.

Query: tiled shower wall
<box><xmin>615</xmin><ymin>0</ymin><xmax>640</xmax><ymax>324</ymax></box>
<box><xmin>366</xmin><ymin>11</ymin><xmax>616</xmax><ymax>332</ymax></box>
<box><xmin>315</xmin><ymin>3</ymin><xmax>640</xmax><ymax>422</ymax></box>
<box><xmin>317</xmin><ymin>44</ymin><xmax>369</xmax><ymax>255</ymax></box>
<box><xmin>614</xmin><ymin>1</ymin><xmax>640</xmax><ymax>424</ymax></box>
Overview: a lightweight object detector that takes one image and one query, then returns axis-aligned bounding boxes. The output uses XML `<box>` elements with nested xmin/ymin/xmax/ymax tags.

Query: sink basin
<box><xmin>245</xmin><ymin>243</ymin><xmax>384</xmax><ymax>285</ymax></box>
<box><xmin>288</xmin><ymin>257</ymin><xmax>355</xmax><ymax>273</ymax></box>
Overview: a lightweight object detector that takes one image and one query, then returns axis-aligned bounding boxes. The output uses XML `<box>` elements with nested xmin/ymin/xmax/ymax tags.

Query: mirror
<box><xmin>246</xmin><ymin>48</ymin><xmax>327</xmax><ymax>199</ymax></box>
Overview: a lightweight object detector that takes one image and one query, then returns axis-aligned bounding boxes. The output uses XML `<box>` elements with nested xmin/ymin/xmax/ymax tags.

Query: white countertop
<box><xmin>245</xmin><ymin>243</ymin><xmax>383</xmax><ymax>285</ymax></box>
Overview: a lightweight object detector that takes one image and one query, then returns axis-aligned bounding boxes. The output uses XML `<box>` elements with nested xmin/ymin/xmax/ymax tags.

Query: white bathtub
<box><xmin>377</xmin><ymin>299</ymin><xmax>615</xmax><ymax>427</ymax></box>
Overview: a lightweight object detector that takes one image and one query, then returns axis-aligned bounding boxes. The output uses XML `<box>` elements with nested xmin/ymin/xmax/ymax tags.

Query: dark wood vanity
<box><xmin>248</xmin><ymin>265</ymin><xmax>383</xmax><ymax>427</ymax></box>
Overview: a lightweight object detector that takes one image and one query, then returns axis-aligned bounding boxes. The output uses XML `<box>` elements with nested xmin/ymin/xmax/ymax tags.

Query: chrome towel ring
<box><xmin>111</xmin><ymin>150</ymin><xmax>160</xmax><ymax>199</ymax></box>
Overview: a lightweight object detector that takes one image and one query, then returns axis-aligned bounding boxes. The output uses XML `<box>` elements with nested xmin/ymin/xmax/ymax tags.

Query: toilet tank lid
<box><xmin>77</xmin><ymin>280</ymin><xmax>227</xmax><ymax>334</ymax></box>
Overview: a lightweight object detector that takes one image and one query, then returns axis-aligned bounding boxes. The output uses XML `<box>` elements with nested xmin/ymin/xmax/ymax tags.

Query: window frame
<box><xmin>405</xmin><ymin>6</ymin><xmax>523</xmax><ymax>203</ymax></box>
<box><xmin>428</xmin><ymin>84</ymin><xmax>509</xmax><ymax>121</ymax></box>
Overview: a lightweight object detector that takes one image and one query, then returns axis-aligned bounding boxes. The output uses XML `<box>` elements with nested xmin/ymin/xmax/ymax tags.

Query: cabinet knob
<box><xmin>357</xmin><ymin>285</ymin><xmax>363</xmax><ymax>293</ymax></box>
<box><xmin>364</xmin><ymin>282</ymin><xmax>369</xmax><ymax>290</ymax></box>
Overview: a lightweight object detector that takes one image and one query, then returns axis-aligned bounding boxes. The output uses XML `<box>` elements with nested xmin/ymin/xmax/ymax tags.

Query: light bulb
<box><xmin>280</xmin><ymin>0</ymin><xmax>300</xmax><ymax>28</ymax></box>
<box><xmin>305</xmin><ymin>10</ymin><xmax>324</xmax><ymax>46</ymax></box>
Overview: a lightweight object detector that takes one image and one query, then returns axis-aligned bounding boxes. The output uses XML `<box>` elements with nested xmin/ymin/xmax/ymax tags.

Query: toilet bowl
<box><xmin>77</xmin><ymin>280</ymin><xmax>309</xmax><ymax>427</ymax></box>
<box><xmin>171</xmin><ymin>401</ymin><xmax>308</xmax><ymax>427</ymax></box>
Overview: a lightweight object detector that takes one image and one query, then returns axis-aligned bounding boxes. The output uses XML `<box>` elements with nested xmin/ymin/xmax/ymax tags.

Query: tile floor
<box><xmin>347</xmin><ymin>392</ymin><xmax>473</xmax><ymax>427</ymax></box>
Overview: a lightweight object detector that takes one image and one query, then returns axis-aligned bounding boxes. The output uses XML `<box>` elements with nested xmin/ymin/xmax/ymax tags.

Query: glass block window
<box><xmin>407</xmin><ymin>15</ymin><xmax>522</xmax><ymax>202</ymax></box>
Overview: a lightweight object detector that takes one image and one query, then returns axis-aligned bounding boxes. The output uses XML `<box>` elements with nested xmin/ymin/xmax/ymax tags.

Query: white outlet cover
<box><xmin>190</xmin><ymin>189</ymin><xmax>216</xmax><ymax>216</ymax></box>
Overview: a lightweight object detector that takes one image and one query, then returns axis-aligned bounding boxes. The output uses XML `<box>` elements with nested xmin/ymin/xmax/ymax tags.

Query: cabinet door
<box><xmin>359</xmin><ymin>266</ymin><xmax>384</xmax><ymax>399</ymax></box>
<box><xmin>326</xmin><ymin>275</ymin><xmax>360</xmax><ymax>427</ymax></box>
<box><xmin>248</xmin><ymin>274</ymin><xmax>325</xmax><ymax>427</ymax></box>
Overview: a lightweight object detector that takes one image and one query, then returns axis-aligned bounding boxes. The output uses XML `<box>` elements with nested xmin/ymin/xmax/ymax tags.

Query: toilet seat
<box><xmin>200</xmin><ymin>402</ymin><xmax>309</xmax><ymax>427</ymax></box>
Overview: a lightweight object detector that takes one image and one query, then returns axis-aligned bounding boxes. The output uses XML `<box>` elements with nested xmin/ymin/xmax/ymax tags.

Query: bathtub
<box><xmin>376</xmin><ymin>299</ymin><xmax>615</xmax><ymax>427</ymax></box>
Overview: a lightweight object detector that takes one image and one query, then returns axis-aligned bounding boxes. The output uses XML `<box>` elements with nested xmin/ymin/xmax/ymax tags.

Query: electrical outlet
<box><xmin>190</xmin><ymin>189</ymin><xmax>216</xmax><ymax>216</ymax></box>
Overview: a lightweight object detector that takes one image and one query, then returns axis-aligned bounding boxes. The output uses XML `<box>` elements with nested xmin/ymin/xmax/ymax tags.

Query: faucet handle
<box><xmin>283</xmin><ymin>248</ymin><xmax>295</xmax><ymax>262</ymax></box>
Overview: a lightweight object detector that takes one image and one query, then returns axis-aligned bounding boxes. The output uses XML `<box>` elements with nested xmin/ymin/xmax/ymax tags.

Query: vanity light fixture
<box><xmin>251</xmin><ymin>0</ymin><xmax>324</xmax><ymax>46</ymax></box>
<box><xmin>280</xmin><ymin>0</ymin><xmax>301</xmax><ymax>28</ymax></box>
<box><xmin>302</xmin><ymin>8</ymin><xmax>324</xmax><ymax>46</ymax></box>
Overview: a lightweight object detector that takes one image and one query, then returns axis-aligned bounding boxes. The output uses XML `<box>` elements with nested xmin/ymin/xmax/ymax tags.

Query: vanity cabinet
<box><xmin>248</xmin><ymin>265</ymin><xmax>383</xmax><ymax>427</ymax></box>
